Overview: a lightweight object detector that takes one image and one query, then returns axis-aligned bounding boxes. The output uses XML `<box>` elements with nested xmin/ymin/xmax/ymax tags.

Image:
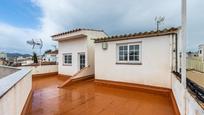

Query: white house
<box><xmin>94</xmin><ymin>27</ymin><xmax>181</xmax><ymax>89</ymax></box>
<box><xmin>198</xmin><ymin>44</ymin><xmax>204</xmax><ymax>61</ymax></box>
<box><xmin>44</xmin><ymin>50</ymin><xmax>58</xmax><ymax>62</ymax></box>
<box><xmin>17</xmin><ymin>57</ymin><xmax>33</xmax><ymax>66</ymax></box>
<box><xmin>51</xmin><ymin>27</ymin><xmax>204</xmax><ymax>114</ymax></box>
<box><xmin>52</xmin><ymin>28</ymin><xmax>107</xmax><ymax>78</ymax></box>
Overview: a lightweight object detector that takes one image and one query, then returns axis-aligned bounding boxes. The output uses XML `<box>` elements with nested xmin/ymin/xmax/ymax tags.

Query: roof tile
<box><xmin>51</xmin><ymin>28</ymin><xmax>104</xmax><ymax>37</ymax></box>
<box><xmin>94</xmin><ymin>27</ymin><xmax>179</xmax><ymax>43</ymax></box>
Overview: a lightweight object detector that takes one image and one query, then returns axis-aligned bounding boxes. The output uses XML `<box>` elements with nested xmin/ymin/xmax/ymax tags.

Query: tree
<box><xmin>32</xmin><ymin>52</ymin><xmax>38</xmax><ymax>63</ymax></box>
<box><xmin>44</xmin><ymin>49</ymin><xmax>52</xmax><ymax>54</ymax></box>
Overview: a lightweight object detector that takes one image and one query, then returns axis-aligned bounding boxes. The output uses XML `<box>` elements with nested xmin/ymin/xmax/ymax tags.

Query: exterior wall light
<box><xmin>102</xmin><ymin>42</ymin><xmax>108</xmax><ymax>50</ymax></box>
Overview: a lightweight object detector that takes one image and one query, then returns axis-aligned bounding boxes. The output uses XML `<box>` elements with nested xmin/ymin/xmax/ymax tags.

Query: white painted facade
<box><xmin>198</xmin><ymin>44</ymin><xmax>204</xmax><ymax>61</ymax></box>
<box><xmin>53</xmin><ymin>30</ymin><xmax>107</xmax><ymax>78</ymax></box>
<box><xmin>95</xmin><ymin>35</ymin><xmax>173</xmax><ymax>88</ymax></box>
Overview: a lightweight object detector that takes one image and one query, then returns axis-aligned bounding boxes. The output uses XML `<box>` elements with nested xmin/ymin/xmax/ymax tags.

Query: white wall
<box><xmin>186</xmin><ymin>91</ymin><xmax>204</xmax><ymax>115</ymax></box>
<box><xmin>85</xmin><ymin>31</ymin><xmax>108</xmax><ymax>76</ymax></box>
<box><xmin>58</xmin><ymin>37</ymin><xmax>87</xmax><ymax>76</ymax></box>
<box><xmin>172</xmin><ymin>74</ymin><xmax>204</xmax><ymax>115</ymax></box>
<box><xmin>21</xmin><ymin>65</ymin><xmax>58</xmax><ymax>75</ymax></box>
<box><xmin>95</xmin><ymin>35</ymin><xmax>172</xmax><ymax>88</ymax></box>
<box><xmin>57</xmin><ymin>30</ymin><xmax>107</xmax><ymax>78</ymax></box>
<box><xmin>0</xmin><ymin>70</ymin><xmax>32</xmax><ymax>115</ymax></box>
<box><xmin>172</xmin><ymin>74</ymin><xmax>186</xmax><ymax>115</ymax></box>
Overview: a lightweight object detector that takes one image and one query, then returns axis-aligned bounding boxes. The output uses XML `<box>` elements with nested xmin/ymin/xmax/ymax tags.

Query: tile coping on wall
<box><xmin>0</xmin><ymin>65</ymin><xmax>32</xmax><ymax>98</ymax></box>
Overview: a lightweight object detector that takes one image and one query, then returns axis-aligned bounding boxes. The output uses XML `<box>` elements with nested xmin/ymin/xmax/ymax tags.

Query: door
<box><xmin>79</xmin><ymin>53</ymin><xmax>85</xmax><ymax>70</ymax></box>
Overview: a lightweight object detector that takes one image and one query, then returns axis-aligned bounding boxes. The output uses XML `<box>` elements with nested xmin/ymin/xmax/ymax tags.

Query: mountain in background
<box><xmin>7</xmin><ymin>53</ymin><xmax>32</xmax><ymax>58</ymax></box>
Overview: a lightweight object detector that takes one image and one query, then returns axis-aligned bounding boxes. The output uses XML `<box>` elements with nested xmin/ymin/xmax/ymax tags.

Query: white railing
<box><xmin>187</xmin><ymin>57</ymin><xmax>204</xmax><ymax>72</ymax></box>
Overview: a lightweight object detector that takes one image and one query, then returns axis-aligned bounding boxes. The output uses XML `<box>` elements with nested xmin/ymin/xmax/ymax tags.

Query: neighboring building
<box><xmin>0</xmin><ymin>58</ymin><xmax>8</xmax><ymax>65</ymax></box>
<box><xmin>0</xmin><ymin>52</ymin><xmax>7</xmax><ymax>60</ymax></box>
<box><xmin>44</xmin><ymin>50</ymin><xmax>58</xmax><ymax>62</ymax></box>
<box><xmin>94</xmin><ymin>27</ymin><xmax>181</xmax><ymax>89</ymax></box>
<box><xmin>17</xmin><ymin>56</ymin><xmax>33</xmax><ymax>66</ymax></box>
<box><xmin>198</xmin><ymin>44</ymin><xmax>204</xmax><ymax>61</ymax></box>
<box><xmin>187</xmin><ymin>51</ymin><xmax>198</xmax><ymax>57</ymax></box>
<box><xmin>52</xmin><ymin>28</ymin><xmax>108</xmax><ymax>78</ymax></box>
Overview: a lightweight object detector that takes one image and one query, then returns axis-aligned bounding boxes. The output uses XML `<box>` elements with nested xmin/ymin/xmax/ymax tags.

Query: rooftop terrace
<box><xmin>25</xmin><ymin>75</ymin><xmax>176</xmax><ymax>115</ymax></box>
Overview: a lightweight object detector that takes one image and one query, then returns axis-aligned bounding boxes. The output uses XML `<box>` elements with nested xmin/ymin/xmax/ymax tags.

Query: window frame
<box><xmin>63</xmin><ymin>53</ymin><xmax>72</xmax><ymax>66</ymax></box>
<box><xmin>116</xmin><ymin>42</ymin><xmax>142</xmax><ymax>64</ymax></box>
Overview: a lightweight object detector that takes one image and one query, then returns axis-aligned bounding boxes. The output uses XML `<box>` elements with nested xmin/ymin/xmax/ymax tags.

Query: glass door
<box><xmin>79</xmin><ymin>53</ymin><xmax>85</xmax><ymax>70</ymax></box>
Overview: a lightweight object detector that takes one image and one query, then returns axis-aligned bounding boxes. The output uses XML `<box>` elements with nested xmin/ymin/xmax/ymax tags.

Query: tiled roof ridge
<box><xmin>51</xmin><ymin>28</ymin><xmax>104</xmax><ymax>37</ymax></box>
<box><xmin>94</xmin><ymin>27</ymin><xmax>179</xmax><ymax>43</ymax></box>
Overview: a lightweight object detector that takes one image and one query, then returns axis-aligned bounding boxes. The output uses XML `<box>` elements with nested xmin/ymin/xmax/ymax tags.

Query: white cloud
<box><xmin>1</xmin><ymin>0</ymin><xmax>203</xmax><ymax>53</ymax></box>
<box><xmin>0</xmin><ymin>23</ymin><xmax>39</xmax><ymax>53</ymax></box>
<box><xmin>31</xmin><ymin>0</ymin><xmax>181</xmax><ymax>35</ymax></box>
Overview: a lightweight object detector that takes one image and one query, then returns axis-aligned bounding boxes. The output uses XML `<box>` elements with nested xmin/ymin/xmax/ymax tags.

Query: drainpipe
<box><xmin>181</xmin><ymin>0</ymin><xmax>187</xmax><ymax>114</ymax></box>
<box><xmin>181</xmin><ymin>0</ymin><xmax>187</xmax><ymax>89</ymax></box>
<box><xmin>175</xmin><ymin>33</ymin><xmax>178</xmax><ymax>73</ymax></box>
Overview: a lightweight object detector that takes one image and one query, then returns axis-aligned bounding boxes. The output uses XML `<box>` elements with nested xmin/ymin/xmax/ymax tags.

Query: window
<box><xmin>119</xmin><ymin>45</ymin><xmax>128</xmax><ymax>61</ymax></box>
<box><xmin>117</xmin><ymin>43</ymin><xmax>141</xmax><ymax>63</ymax></box>
<box><xmin>63</xmin><ymin>53</ymin><xmax>72</xmax><ymax>65</ymax></box>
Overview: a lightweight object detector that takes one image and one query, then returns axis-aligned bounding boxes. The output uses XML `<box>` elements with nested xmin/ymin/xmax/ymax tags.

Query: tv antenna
<box><xmin>27</xmin><ymin>39</ymin><xmax>43</xmax><ymax>65</ymax></box>
<box><xmin>27</xmin><ymin>39</ymin><xmax>43</xmax><ymax>49</ymax></box>
<box><xmin>155</xmin><ymin>16</ymin><xmax>165</xmax><ymax>31</ymax></box>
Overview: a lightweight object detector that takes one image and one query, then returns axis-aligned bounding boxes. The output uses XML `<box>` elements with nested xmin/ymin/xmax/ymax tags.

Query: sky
<box><xmin>0</xmin><ymin>0</ymin><xmax>203</xmax><ymax>54</ymax></box>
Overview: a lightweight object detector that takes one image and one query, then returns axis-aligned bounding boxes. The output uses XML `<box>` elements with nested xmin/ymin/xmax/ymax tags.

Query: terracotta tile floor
<box><xmin>26</xmin><ymin>75</ymin><xmax>176</xmax><ymax>115</ymax></box>
<box><xmin>187</xmin><ymin>70</ymin><xmax>204</xmax><ymax>88</ymax></box>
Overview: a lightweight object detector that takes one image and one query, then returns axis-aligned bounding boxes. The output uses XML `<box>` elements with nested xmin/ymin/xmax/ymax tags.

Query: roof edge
<box><xmin>51</xmin><ymin>28</ymin><xmax>104</xmax><ymax>38</ymax></box>
<box><xmin>94</xmin><ymin>27</ymin><xmax>179</xmax><ymax>43</ymax></box>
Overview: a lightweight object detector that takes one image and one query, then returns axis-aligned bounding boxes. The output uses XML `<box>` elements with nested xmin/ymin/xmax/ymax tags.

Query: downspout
<box><xmin>181</xmin><ymin>0</ymin><xmax>187</xmax><ymax>114</ymax></box>
<box><xmin>175</xmin><ymin>33</ymin><xmax>178</xmax><ymax>73</ymax></box>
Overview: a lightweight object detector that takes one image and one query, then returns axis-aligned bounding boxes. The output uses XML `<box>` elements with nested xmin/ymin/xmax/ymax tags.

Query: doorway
<box><xmin>78</xmin><ymin>53</ymin><xmax>85</xmax><ymax>70</ymax></box>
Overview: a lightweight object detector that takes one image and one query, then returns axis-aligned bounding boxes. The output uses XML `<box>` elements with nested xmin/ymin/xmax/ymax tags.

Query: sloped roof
<box><xmin>51</xmin><ymin>28</ymin><xmax>104</xmax><ymax>37</ymax></box>
<box><xmin>47</xmin><ymin>50</ymin><xmax>58</xmax><ymax>54</ymax></box>
<box><xmin>94</xmin><ymin>27</ymin><xmax>179</xmax><ymax>43</ymax></box>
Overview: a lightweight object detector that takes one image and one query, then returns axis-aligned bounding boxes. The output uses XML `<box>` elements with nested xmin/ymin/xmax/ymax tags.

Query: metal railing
<box><xmin>187</xmin><ymin>78</ymin><xmax>204</xmax><ymax>102</ymax></box>
<box><xmin>173</xmin><ymin>70</ymin><xmax>204</xmax><ymax>103</ymax></box>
